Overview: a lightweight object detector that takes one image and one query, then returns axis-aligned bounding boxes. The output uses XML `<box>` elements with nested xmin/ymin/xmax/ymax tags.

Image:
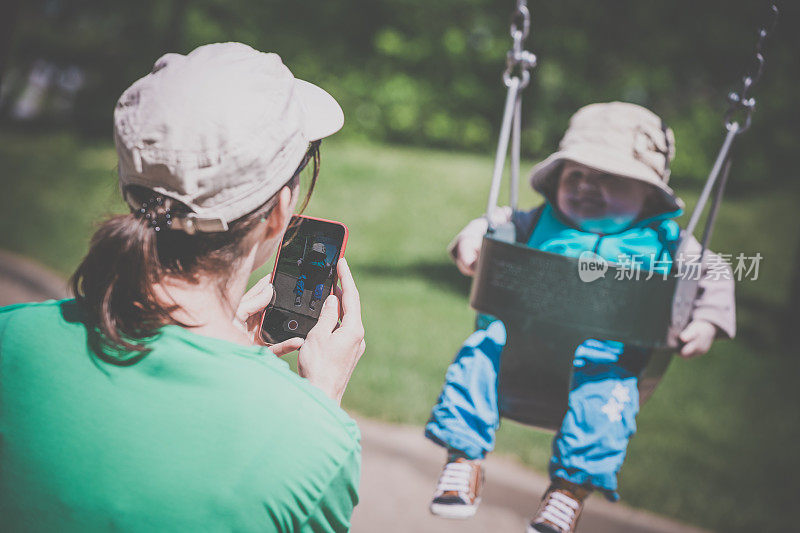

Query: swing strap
<box><xmin>485</xmin><ymin>1</ymin><xmax>537</xmax><ymax>227</ymax></box>
<box><xmin>671</xmin><ymin>3</ymin><xmax>778</xmax><ymax>333</ymax></box>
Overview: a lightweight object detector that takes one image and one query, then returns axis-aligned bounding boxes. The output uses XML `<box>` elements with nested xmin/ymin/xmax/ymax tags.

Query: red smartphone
<box><xmin>259</xmin><ymin>215</ymin><xmax>348</xmax><ymax>345</ymax></box>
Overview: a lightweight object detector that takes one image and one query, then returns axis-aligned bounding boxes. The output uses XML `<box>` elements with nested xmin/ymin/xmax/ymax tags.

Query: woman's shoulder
<box><xmin>0</xmin><ymin>298</ymin><xmax>72</xmax><ymax>315</ymax></box>
<box><xmin>260</xmin><ymin>362</ymin><xmax>362</xmax><ymax>447</ymax></box>
<box><xmin>253</xmin><ymin>353</ymin><xmax>362</xmax><ymax>444</ymax></box>
<box><xmin>162</xmin><ymin>333</ymin><xmax>363</xmax><ymax>515</ymax></box>
<box><xmin>159</xmin><ymin>325</ymin><xmax>361</xmax><ymax>447</ymax></box>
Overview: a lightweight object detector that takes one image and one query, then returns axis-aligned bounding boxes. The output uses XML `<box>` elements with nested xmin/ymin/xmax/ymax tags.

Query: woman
<box><xmin>0</xmin><ymin>43</ymin><xmax>365</xmax><ymax>532</ymax></box>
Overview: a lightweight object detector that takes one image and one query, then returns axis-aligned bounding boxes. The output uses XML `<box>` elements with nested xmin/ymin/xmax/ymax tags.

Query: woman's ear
<box><xmin>263</xmin><ymin>186</ymin><xmax>295</xmax><ymax>240</ymax></box>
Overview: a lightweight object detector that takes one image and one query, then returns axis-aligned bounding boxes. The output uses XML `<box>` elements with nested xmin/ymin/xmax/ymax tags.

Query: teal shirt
<box><xmin>528</xmin><ymin>204</ymin><xmax>682</xmax><ymax>275</ymax></box>
<box><xmin>0</xmin><ymin>300</ymin><xmax>360</xmax><ymax>532</ymax></box>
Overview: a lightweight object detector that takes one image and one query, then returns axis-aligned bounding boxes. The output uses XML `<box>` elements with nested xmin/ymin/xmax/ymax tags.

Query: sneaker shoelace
<box><xmin>536</xmin><ymin>491</ymin><xmax>580</xmax><ymax>532</ymax></box>
<box><xmin>434</xmin><ymin>461</ymin><xmax>474</xmax><ymax>499</ymax></box>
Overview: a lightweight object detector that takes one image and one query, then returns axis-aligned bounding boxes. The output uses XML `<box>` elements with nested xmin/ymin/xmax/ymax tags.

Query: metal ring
<box><xmin>509</xmin><ymin>4</ymin><xmax>530</xmax><ymax>41</ymax></box>
<box><xmin>752</xmin><ymin>53</ymin><xmax>765</xmax><ymax>82</ymax></box>
<box><xmin>518</xmin><ymin>70</ymin><xmax>531</xmax><ymax>89</ymax></box>
<box><xmin>765</xmin><ymin>4</ymin><xmax>779</xmax><ymax>33</ymax></box>
<box><xmin>725</xmin><ymin>118</ymin><xmax>748</xmax><ymax>134</ymax></box>
<box><xmin>724</xmin><ymin>103</ymin><xmax>753</xmax><ymax>134</ymax></box>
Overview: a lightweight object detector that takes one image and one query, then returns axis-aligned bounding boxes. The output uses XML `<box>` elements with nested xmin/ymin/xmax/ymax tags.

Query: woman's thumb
<box><xmin>237</xmin><ymin>280</ymin><xmax>274</xmax><ymax>321</ymax></box>
<box><xmin>312</xmin><ymin>294</ymin><xmax>340</xmax><ymax>335</ymax></box>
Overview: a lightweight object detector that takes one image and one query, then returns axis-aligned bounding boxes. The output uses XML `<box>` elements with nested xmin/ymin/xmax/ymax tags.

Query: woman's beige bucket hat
<box><xmin>529</xmin><ymin>102</ymin><xmax>684</xmax><ymax>215</ymax></box>
<box><xmin>113</xmin><ymin>42</ymin><xmax>344</xmax><ymax>233</ymax></box>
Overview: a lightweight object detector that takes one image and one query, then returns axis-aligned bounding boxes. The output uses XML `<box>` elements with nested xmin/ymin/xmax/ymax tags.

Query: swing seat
<box><xmin>469</xmin><ymin>226</ymin><xmax>690</xmax><ymax>430</ymax></box>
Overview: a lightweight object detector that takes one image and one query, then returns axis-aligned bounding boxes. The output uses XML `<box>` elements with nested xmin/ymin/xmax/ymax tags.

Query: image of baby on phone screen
<box><xmin>294</xmin><ymin>241</ymin><xmax>336</xmax><ymax>311</ymax></box>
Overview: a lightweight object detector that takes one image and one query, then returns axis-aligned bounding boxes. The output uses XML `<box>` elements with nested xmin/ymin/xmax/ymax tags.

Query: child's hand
<box><xmin>678</xmin><ymin>320</ymin><xmax>717</xmax><ymax>358</ymax></box>
<box><xmin>450</xmin><ymin>207</ymin><xmax>511</xmax><ymax>276</ymax></box>
<box><xmin>455</xmin><ymin>235</ymin><xmax>482</xmax><ymax>276</ymax></box>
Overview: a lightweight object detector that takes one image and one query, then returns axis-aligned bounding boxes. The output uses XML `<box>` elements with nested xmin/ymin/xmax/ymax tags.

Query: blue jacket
<box><xmin>516</xmin><ymin>203</ymin><xmax>683</xmax><ymax>273</ymax></box>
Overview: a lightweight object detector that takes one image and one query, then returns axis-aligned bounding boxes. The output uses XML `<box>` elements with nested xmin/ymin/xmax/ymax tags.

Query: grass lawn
<box><xmin>1</xmin><ymin>131</ymin><xmax>798</xmax><ymax>532</ymax></box>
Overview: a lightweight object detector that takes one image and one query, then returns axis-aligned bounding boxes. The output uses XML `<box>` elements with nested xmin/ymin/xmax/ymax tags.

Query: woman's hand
<box><xmin>235</xmin><ymin>276</ymin><xmax>303</xmax><ymax>356</ymax></box>
<box><xmin>454</xmin><ymin>235</ymin><xmax>482</xmax><ymax>277</ymax></box>
<box><xmin>298</xmin><ymin>258</ymin><xmax>366</xmax><ymax>405</ymax></box>
<box><xmin>678</xmin><ymin>320</ymin><xmax>717</xmax><ymax>359</ymax></box>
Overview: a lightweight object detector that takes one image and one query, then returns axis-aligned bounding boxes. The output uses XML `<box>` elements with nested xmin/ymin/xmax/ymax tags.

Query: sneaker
<box><xmin>429</xmin><ymin>455</ymin><xmax>484</xmax><ymax>519</ymax></box>
<box><xmin>527</xmin><ymin>478</ymin><xmax>590</xmax><ymax>533</ymax></box>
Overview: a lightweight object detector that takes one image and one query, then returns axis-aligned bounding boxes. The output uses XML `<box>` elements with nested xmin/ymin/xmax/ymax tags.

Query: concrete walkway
<box><xmin>352</xmin><ymin>417</ymin><xmax>707</xmax><ymax>533</ymax></box>
<box><xmin>0</xmin><ymin>250</ymin><xmax>69</xmax><ymax>306</ymax></box>
<box><xmin>0</xmin><ymin>250</ymin><xmax>708</xmax><ymax>533</ymax></box>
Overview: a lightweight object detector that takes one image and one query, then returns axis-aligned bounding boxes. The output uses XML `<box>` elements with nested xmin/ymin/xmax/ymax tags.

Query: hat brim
<box><xmin>295</xmin><ymin>79</ymin><xmax>344</xmax><ymax>142</ymax></box>
<box><xmin>529</xmin><ymin>148</ymin><xmax>684</xmax><ymax>216</ymax></box>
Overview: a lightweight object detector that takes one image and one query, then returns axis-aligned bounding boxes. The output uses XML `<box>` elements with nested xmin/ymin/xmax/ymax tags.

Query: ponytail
<box><xmin>71</xmin><ymin>212</ymin><xmax>178</xmax><ymax>364</ymax></box>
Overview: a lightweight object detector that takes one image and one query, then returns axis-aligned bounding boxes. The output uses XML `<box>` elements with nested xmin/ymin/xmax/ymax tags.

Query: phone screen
<box><xmin>260</xmin><ymin>215</ymin><xmax>348</xmax><ymax>344</ymax></box>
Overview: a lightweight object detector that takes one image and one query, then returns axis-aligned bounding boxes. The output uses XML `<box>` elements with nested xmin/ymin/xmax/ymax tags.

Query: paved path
<box><xmin>0</xmin><ymin>250</ymin><xmax>708</xmax><ymax>533</ymax></box>
<box><xmin>351</xmin><ymin>417</ymin><xmax>708</xmax><ymax>533</ymax></box>
<box><xmin>0</xmin><ymin>251</ymin><xmax>69</xmax><ymax>305</ymax></box>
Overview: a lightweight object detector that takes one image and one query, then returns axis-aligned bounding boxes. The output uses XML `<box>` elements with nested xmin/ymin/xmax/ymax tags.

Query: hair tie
<box><xmin>134</xmin><ymin>195</ymin><xmax>172</xmax><ymax>232</ymax></box>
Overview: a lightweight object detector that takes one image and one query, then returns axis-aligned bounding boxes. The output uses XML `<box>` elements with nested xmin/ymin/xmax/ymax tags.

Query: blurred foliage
<box><xmin>2</xmin><ymin>0</ymin><xmax>798</xmax><ymax>192</ymax></box>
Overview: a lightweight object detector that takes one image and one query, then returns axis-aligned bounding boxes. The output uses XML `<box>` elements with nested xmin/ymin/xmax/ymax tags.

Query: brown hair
<box><xmin>71</xmin><ymin>141</ymin><xmax>321</xmax><ymax>365</ymax></box>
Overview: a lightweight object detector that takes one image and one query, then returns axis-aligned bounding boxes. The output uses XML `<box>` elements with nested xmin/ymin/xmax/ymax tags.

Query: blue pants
<box><xmin>295</xmin><ymin>275</ymin><xmax>325</xmax><ymax>301</ymax></box>
<box><xmin>425</xmin><ymin>317</ymin><xmax>640</xmax><ymax>501</ymax></box>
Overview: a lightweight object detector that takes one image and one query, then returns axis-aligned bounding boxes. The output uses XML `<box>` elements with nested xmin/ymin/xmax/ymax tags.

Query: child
<box><xmin>425</xmin><ymin>102</ymin><xmax>736</xmax><ymax>533</ymax></box>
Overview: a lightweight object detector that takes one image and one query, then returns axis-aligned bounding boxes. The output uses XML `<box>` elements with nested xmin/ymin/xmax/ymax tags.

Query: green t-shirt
<box><xmin>0</xmin><ymin>300</ymin><xmax>361</xmax><ymax>532</ymax></box>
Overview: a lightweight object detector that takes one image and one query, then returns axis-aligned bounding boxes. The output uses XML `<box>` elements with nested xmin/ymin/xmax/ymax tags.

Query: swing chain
<box><xmin>678</xmin><ymin>1</ymin><xmax>780</xmax><ymax>324</ymax></box>
<box><xmin>503</xmin><ymin>0</ymin><xmax>537</xmax><ymax>89</ymax></box>
<box><xmin>487</xmin><ymin>0</ymin><xmax>537</xmax><ymax>221</ymax></box>
<box><xmin>724</xmin><ymin>3</ymin><xmax>779</xmax><ymax>134</ymax></box>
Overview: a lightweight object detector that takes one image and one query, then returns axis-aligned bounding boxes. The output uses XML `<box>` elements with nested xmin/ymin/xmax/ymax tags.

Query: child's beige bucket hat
<box><xmin>529</xmin><ymin>102</ymin><xmax>684</xmax><ymax>215</ymax></box>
